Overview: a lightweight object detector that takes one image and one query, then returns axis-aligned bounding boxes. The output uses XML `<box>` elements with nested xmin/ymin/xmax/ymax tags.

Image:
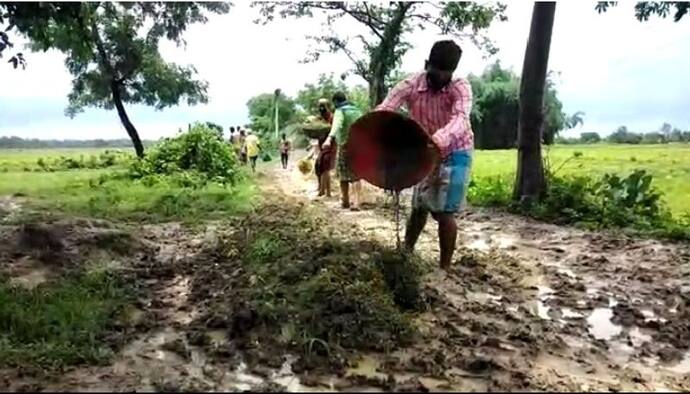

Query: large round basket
<box><xmin>301</xmin><ymin>123</ymin><xmax>331</xmax><ymax>140</ymax></box>
<box><xmin>345</xmin><ymin>111</ymin><xmax>440</xmax><ymax>191</ymax></box>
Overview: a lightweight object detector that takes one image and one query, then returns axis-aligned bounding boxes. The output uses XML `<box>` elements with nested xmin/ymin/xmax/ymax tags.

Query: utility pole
<box><xmin>274</xmin><ymin>88</ymin><xmax>281</xmax><ymax>139</ymax></box>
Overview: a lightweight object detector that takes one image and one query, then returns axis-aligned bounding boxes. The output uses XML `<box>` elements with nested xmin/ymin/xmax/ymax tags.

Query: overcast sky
<box><xmin>1</xmin><ymin>1</ymin><xmax>689</xmax><ymax>140</ymax></box>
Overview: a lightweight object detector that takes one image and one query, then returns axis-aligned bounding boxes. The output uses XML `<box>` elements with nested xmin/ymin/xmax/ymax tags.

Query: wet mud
<box><xmin>1</xmin><ymin>160</ymin><xmax>688</xmax><ymax>392</ymax></box>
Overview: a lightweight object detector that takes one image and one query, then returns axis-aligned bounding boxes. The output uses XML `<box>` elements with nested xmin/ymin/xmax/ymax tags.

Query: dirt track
<box><xmin>1</xmin><ymin>161</ymin><xmax>689</xmax><ymax>392</ymax></box>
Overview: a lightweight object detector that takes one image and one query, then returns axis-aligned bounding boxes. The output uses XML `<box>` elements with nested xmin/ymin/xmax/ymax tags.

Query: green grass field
<box><xmin>0</xmin><ymin>147</ymin><xmax>257</xmax><ymax>223</ymax></box>
<box><xmin>472</xmin><ymin>144</ymin><xmax>690</xmax><ymax>217</ymax></box>
<box><xmin>1</xmin><ymin>144</ymin><xmax>688</xmax><ymax>217</ymax></box>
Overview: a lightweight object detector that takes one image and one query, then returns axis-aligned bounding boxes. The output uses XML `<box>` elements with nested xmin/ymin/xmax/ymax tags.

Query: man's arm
<box><xmin>430</xmin><ymin>79</ymin><xmax>473</xmax><ymax>158</ymax></box>
<box><xmin>324</xmin><ymin>109</ymin><xmax>344</xmax><ymax>147</ymax></box>
<box><xmin>375</xmin><ymin>77</ymin><xmax>413</xmax><ymax>112</ymax></box>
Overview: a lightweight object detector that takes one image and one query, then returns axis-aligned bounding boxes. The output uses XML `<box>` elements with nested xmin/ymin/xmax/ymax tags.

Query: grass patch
<box><xmin>472</xmin><ymin>143</ymin><xmax>690</xmax><ymax>216</ymax></box>
<box><xmin>0</xmin><ymin>268</ymin><xmax>130</xmax><ymax>368</ymax></box>
<box><xmin>195</xmin><ymin>202</ymin><xmax>422</xmax><ymax>368</ymax></box>
<box><xmin>468</xmin><ymin>169</ymin><xmax>690</xmax><ymax>241</ymax></box>
<box><xmin>0</xmin><ymin>168</ymin><xmax>257</xmax><ymax>224</ymax></box>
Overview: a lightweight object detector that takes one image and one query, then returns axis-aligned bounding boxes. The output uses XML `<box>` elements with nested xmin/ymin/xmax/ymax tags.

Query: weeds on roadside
<box><xmin>0</xmin><ymin>268</ymin><xmax>130</xmax><ymax>368</ymax></box>
<box><xmin>468</xmin><ymin>169</ymin><xmax>689</xmax><ymax>241</ymax></box>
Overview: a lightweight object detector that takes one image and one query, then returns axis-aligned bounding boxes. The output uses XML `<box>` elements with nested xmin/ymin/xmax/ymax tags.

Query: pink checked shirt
<box><xmin>376</xmin><ymin>72</ymin><xmax>474</xmax><ymax>158</ymax></box>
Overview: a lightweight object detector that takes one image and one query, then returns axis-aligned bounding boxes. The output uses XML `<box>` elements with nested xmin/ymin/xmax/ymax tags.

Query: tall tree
<box><xmin>1</xmin><ymin>2</ymin><xmax>230</xmax><ymax>158</ymax></box>
<box><xmin>514</xmin><ymin>2</ymin><xmax>556</xmax><ymax>204</ymax></box>
<box><xmin>467</xmin><ymin>62</ymin><xmax>566</xmax><ymax>149</ymax></box>
<box><xmin>254</xmin><ymin>2</ymin><xmax>506</xmax><ymax>106</ymax></box>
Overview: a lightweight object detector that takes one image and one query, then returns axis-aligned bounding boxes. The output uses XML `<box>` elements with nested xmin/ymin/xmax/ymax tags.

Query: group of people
<box><xmin>230</xmin><ymin>39</ymin><xmax>474</xmax><ymax>272</ymax></box>
<box><xmin>229</xmin><ymin>126</ymin><xmax>261</xmax><ymax>172</ymax></box>
<box><xmin>307</xmin><ymin>94</ymin><xmax>365</xmax><ymax>211</ymax></box>
<box><xmin>309</xmin><ymin>40</ymin><xmax>475</xmax><ymax>272</ymax></box>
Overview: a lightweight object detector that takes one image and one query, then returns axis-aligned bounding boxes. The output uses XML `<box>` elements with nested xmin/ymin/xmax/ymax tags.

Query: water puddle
<box><xmin>467</xmin><ymin>238</ymin><xmax>490</xmax><ymax>251</ymax></box>
<box><xmin>629</xmin><ymin>327</ymin><xmax>652</xmax><ymax>347</ymax></box>
<box><xmin>207</xmin><ymin>330</ymin><xmax>229</xmax><ymax>347</ymax></box>
<box><xmin>466</xmin><ymin>234</ymin><xmax>515</xmax><ymax>251</ymax></box>
<box><xmin>561</xmin><ymin>308</ymin><xmax>584</xmax><ymax>319</ymax></box>
<box><xmin>346</xmin><ymin>355</ymin><xmax>388</xmax><ymax>381</ymax></box>
<box><xmin>466</xmin><ymin>291</ymin><xmax>502</xmax><ymax>305</ymax></box>
<box><xmin>536</xmin><ymin>301</ymin><xmax>551</xmax><ymax>320</ymax></box>
<box><xmin>587</xmin><ymin>307</ymin><xmax>622</xmax><ymax>340</ymax></box>
<box><xmin>557</xmin><ymin>268</ymin><xmax>577</xmax><ymax>279</ymax></box>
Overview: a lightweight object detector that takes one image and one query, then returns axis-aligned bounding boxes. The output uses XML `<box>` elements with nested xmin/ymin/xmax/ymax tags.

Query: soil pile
<box><xmin>184</xmin><ymin>200</ymin><xmax>426</xmax><ymax>374</ymax></box>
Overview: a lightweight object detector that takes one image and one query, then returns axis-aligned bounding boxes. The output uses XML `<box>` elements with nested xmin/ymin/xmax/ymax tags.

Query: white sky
<box><xmin>1</xmin><ymin>1</ymin><xmax>689</xmax><ymax>140</ymax></box>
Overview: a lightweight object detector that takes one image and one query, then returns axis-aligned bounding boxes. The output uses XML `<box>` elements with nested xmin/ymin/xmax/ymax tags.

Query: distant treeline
<box><xmin>557</xmin><ymin>125</ymin><xmax>690</xmax><ymax>145</ymax></box>
<box><xmin>0</xmin><ymin>136</ymin><xmax>158</xmax><ymax>149</ymax></box>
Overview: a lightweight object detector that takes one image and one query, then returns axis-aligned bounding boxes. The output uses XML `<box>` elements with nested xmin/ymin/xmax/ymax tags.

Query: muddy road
<box><xmin>1</xmin><ymin>161</ymin><xmax>689</xmax><ymax>392</ymax></box>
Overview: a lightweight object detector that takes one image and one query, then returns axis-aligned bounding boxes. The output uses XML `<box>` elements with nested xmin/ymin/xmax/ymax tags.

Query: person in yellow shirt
<box><xmin>244</xmin><ymin>130</ymin><xmax>261</xmax><ymax>172</ymax></box>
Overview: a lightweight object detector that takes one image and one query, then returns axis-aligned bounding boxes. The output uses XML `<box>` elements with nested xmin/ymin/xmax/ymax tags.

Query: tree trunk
<box><xmin>368</xmin><ymin>2</ymin><xmax>411</xmax><ymax>106</ymax></box>
<box><xmin>514</xmin><ymin>2</ymin><xmax>556</xmax><ymax>204</ymax></box>
<box><xmin>111</xmin><ymin>81</ymin><xmax>145</xmax><ymax>158</ymax></box>
<box><xmin>87</xmin><ymin>9</ymin><xmax>145</xmax><ymax>159</ymax></box>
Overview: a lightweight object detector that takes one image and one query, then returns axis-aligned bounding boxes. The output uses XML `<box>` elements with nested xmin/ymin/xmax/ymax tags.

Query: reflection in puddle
<box><xmin>466</xmin><ymin>235</ymin><xmax>515</xmax><ymax>251</ymax></box>
<box><xmin>537</xmin><ymin>301</ymin><xmax>551</xmax><ymax>320</ymax></box>
<box><xmin>468</xmin><ymin>239</ymin><xmax>489</xmax><ymax>251</ymax></box>
<box><xmin>558</xmin><ymin>268</ymin><xmax>577</xmax><ymax>279</ymax></box>
<box><xmin>629</xmin><ymin>327</ymin><xmax>652</xmax><ymax>347</ymax></box>
<box><xmin>467</xmin><ymin>291</ymin><xmax>502</xmax><ymax>305</ymax></box>
<box><xmin>561</xmin><ymin>308</ymin><xmax>583</xmax><ymax>319</ymax></box>
<box><xmin>587</xmin><ymin>308</ymin><xmax>622</xmax><ymax>340</ymax></box>
<box><xmin>346</xmin><ymin>355</ymin><xmax>388</xmax><ymax>381</ymax></box>
<box><xmin>207</xmin><ymin>330</ymin><xmax>229</xmax><ymax>347</ymax></box>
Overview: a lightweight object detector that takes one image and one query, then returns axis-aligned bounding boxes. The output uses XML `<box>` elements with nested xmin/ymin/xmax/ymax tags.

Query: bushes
<box><xmin>28</xmin><ymin>150</ymin><xmax>131</xmax><ymax>172</ymax></box>
<box><xmin>469</xmin><ymin>170</ymin><xmax>689</xmax><ymax>240</ymax></box>
<box><xmin>129</xmin><ymin>123</ymin><xmax>242</xmax><ymax>185</ymax></box>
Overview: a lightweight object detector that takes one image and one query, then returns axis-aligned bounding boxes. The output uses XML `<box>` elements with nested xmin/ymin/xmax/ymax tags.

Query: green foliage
<box><xmin>580</xmin><ymin>132</ymin><xmax>601</xmax><ymax>143</ymax></box>
<box><xmin>129</xmin><ymin>123</ymin><xmax>242</xmax><ymax>185</ymax></box>
<box><xmin>27</xmin><ymin>150</ymin><xmax>132</xmax><ymax>172</ymax></box>
<box><xmin>607</xmin><ymin>126</ymin><xmax>643</xmax><ymax>144</ymax></box>
<box><xmin>468</xmin><ymin>62</ymin><xmax>566</xmax><ymax>149</ymax></box>
<box><xmin>596</xmin><ymin>1</ymin><xmax>689</xmax><ymax>22</ymax></box>
<box><xmin>295</xmin><ymin>73</ymin><xmax>370</xmax><ymax>113</ymax></box>
<box><xmin>470</xmin><ymin>168</ymin><xmax>689</xmax><ymax>240</ymax></box>
<box><xmin>246</xmin><ymin>92</ymin><xmax>301</xmax><ymax>136</ymax></box>
<box><xmin>254</xmin><ymin>2</ymin><xmax>505</xmax><ymax>105</ymax></box>
<box><xmin>468</xmin><ymin>176</ymin><xmax>513</xmax><ymax>207</ymax></box>
<box><xmin>0</xmin><ymin>268</ymin><xmax>129</xmax><ymax>367</ymax></box>
<box><xmin>3</xmin><ymin>2</ymin><xmax>229</xmax><ymax>156</ymax></box>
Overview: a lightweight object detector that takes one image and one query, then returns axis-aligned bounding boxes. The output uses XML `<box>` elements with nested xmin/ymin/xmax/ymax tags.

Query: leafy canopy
<box><xmin>596</xmin><ymin>2</ymin><xmax>689</xmax><ymax>22</ymax></box>
<box><xmin>467</xmin><ymin>62</ymin><xmax>566</xmax><ymax>149</ymax></box>
<box><xmin>253</xmin><ymin>2</ymin><xmax>506</xmax><ymax>104</ymax></box>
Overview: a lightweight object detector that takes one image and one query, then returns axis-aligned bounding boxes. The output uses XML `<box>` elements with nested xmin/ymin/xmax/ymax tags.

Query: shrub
<box><xmin>129</xmin><ymin>123</ymin><xmax>242</xmax><ymax>185</ymax></box>
<box><xmin>469</xmin><ymin>169</ymin><xmax>687</xmax><ymax>240</ymax></box>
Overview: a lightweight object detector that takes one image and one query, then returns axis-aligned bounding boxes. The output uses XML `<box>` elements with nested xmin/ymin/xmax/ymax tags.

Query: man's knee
<box><xmin>431</xmin><ymin>212</ymin><xmax>456</xmax><ymax>225</ymax></box>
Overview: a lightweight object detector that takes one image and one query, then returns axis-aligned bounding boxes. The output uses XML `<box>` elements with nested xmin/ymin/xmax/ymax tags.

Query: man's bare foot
<box><xmin>440</xmin><ymin>262</ymin><xmax>451</xmax><ymax>273</ymax></box>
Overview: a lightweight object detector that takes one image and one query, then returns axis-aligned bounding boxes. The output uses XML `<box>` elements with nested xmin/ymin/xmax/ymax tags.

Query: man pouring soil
<box><xmin>376</xmin><ymin>40</ymin><xmax>473</xmax><ymax>271</ymax></box>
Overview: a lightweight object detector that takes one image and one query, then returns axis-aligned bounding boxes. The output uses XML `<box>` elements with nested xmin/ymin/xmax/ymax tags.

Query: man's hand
<box><xmin>322</xmin><ymin>136</ymin><xmax>332</xmax><ymax>150</ymax></box>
